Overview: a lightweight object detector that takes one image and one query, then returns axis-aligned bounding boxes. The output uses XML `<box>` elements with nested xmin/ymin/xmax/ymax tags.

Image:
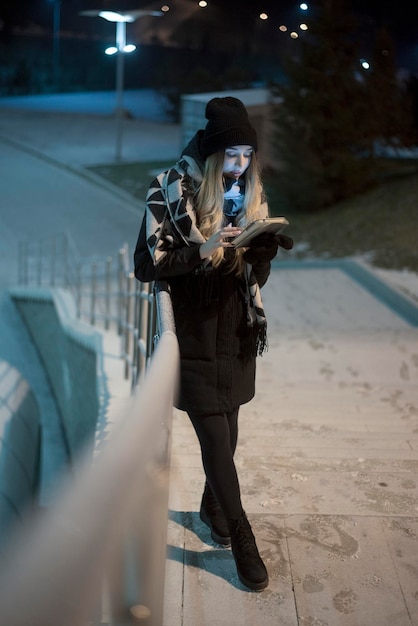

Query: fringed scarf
<box><xmin>244</xmin><ymin>265</ymin><xmax>268</xmax><ymax>356</ymax></box>
<box><xmin>145</xmin><ymin>158</ymin><xmax>269</xmax><ymax>356</ymax></box>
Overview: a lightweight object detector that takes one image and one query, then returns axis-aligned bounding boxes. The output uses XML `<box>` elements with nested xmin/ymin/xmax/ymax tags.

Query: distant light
<box><xmin>300</xmin><ymin>3</ymin><xmax>308</xmax><ymax>10</ymax></box>
<box><xmin>360</xmin><ymin>58</ymin><xmax>370</xmax><ymax>70</ymax></box>
<box><xmin>161</xmin><ymin>5</ymin><xmax>170</xmax><ymax>12</ymax></box>
<box><xmin>99</xmin><ymin>11</ymin><xmax>135</xmax><ymax>23</ymax></box>
<box><xmin>105</xmin><ymin>44</ymin><xmax>136</xmax><ymax>54</ymax></box>
<box><xmin>259</xmin><ymin>13</ymin><xmax>268</xmax><ymax>20</ymax></box>
<box><xmin>290</xmin><ymin>31</ymin><xmax>299</xmax><ymax>39</ymax></box>
<box><xmin>81</xmin><ymin>9</ymin><xmax>164</xmax><ymax>22</ymax></box>
<box><xmin>279</xmin><ymin>24</ymin><xmax>288</xmax><ymax>32</ymax></box>
<box><xmin>300</xmin><ymin>23</ymin><xmax>308</xmax><ymax>30</ymax></box>
<box><xmin>198</xmin><ymin>1</ymin><xmax>208</xmax><ymax>7</ymax></box>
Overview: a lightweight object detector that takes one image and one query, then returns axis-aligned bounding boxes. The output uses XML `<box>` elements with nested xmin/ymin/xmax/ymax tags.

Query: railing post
<box><xmin>90</xmin><ymin>262</ymin><xmax>97</xmax><ymax>326</ymax></box>
<box><xmin>75</xmin><ymin>263</ymin><xmax>82</xmax><ymax>319</ymax></box>
<box><xmin>37</xmin><ymin>239</ymin><xmax>43</xmax><ymax>286</ymax></box>
<box><xmin>117</xmin><ymin>247</ymin><xmax>126</xmax><ymax>337</ymax></box>
<box><xmin>147</xmin><ymin>285</ymin><xmax>157</xmax><ymax>363</ymax></box>
<box><xmin>135</xmin><ymin>282</ymin><xmax>149</xmax><ymax>384</ymax></box>
<box><xmin>18</xmin><ymin>241</ymin><xmax>29</xmax><ymax>285</ymax></box>
<box><xmin>50</xmin><ymin>236</ymin><xmax>56</xmax><ymax>287</ymax></box>
<box><xmin>131</xmin><ymin>279</ymin><xmax>140</xmax><ymax>389</ymax></box>
<box><xmin>124</xmin><ymin>272</ymin><xmax>135</xmax><ymax>380</ymax></box>
<box><xmin>62</xmin><ymin>234</ymin><xmax>68</xmax><ymax>289</ymax></box>
<box><xmin>105</xmin><ymin>256</ymin><xmax>112</xmax><ymax>331</ymax></box>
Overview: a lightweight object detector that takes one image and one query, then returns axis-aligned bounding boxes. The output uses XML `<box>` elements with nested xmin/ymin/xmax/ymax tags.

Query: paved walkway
<box><xmin>165</xmin><ymin>261</ymin><xmax>418</xmax><ymax>626</ymax></box>
<box><xmin>1</xmin><ymin>92</ymin><xmax>418</xmax><ymax>625</ymax></box>
<box><xmin>0</xmin><ymin>89</ymin><xmax>181</xmax><ymax>166</ymax></box>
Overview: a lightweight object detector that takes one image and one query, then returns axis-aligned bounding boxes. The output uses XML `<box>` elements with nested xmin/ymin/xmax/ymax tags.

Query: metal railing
<box><xmin>0</xmin><ymin>329</ymin><xmax>179</xmax><ymax>626</ymax></box>
<box><xmin>8</xmin><ymin>230</ymin><xmax>179</xmax><ymax>625</ymax></box>
<box><xmin>18</xmin><ymin>231</ymin><xmax>160</xmax><ymax>388</ymax></box>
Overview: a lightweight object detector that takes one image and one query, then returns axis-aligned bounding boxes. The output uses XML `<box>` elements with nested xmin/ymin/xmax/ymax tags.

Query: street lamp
<box><xmin>49</xmin><ymin>0</ymin><xmax>61</xmax><ymax>88</ymax></box>
<box><xmin>80</xmin><ymin>10</ymin><xmax>163</xmax><ymax>161</ymax></box>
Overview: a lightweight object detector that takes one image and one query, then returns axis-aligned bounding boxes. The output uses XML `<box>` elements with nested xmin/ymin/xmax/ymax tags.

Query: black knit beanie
<box><xmin>200</xmin><ymin>96</ymin><xmax>258</xmax><ymax>158</ymax></box>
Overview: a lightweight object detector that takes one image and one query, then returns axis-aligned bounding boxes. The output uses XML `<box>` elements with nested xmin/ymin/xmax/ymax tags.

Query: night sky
<box><xmin>2</xmin><ymin>0</ymin><xmax>417</xmax><ymax>40</ymax></box>
<box><xmin>1</xmin><ymin>0</ymin><xmax>417</xmax><ymax>70</ymax></box>
<box><xmin>2</xmin><ymin>1</ymin><xmax>418</xmax><ymax>33</ymax></box>
<box><xmin>351</xmin><ymin>0</ymin><xmax>418</xmax><ymax>40</ymax></box>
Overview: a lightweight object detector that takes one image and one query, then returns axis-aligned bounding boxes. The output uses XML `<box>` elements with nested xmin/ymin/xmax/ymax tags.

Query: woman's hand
<box><xmin>243</xmin><ymin>233</ymin><xmax>294</xmax><ymax>264</ymax></box>
<box><xmin>199</xmin><ymin>224</ymin><xmax>242</xmax><ymax>260</ymax></box>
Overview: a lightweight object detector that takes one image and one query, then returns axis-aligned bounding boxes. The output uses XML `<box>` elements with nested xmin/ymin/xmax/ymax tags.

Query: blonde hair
<box><xmin>195</xmin><ymin>150</ymin><xmax>264</xmax><ymax>273</ymax></box>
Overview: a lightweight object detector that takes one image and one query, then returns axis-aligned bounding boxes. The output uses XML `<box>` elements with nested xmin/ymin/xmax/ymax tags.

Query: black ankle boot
<box><xmin>228</xmin><ymin>512</ymin><xmax>269</xmax><ymax>591</ymax></box>
<box><xmin>199</xmin><ymin>483</ymin><xmax>231</xmax><ymax>546</ymax></box>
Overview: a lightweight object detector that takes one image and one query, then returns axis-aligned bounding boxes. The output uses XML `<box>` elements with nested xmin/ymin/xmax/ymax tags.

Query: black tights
<box><xmin>188</xmin><ymin>407</ymin><xmax>243</xmax><ymax>521</ymax></box>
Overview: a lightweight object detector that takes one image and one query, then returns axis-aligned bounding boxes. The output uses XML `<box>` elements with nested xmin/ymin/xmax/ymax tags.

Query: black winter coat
<box><xmin>134</xmin><ymin>215</ymin><xmax>271</xmax><ymax>415</ymax></box>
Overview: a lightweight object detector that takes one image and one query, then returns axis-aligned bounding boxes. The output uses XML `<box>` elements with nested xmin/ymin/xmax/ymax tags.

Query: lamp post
<box><xmin>50</xmin><ymin>0</ymin><xmax>61</xmax><ymax>88</ymax></box>
<box><xmin>80</xmin><ymin>10</ymin><xmax>163</xmax><ymax>161</ymax></box>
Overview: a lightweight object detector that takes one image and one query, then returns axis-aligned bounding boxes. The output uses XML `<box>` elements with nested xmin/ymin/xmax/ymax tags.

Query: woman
<box><xmin>134</xmin><ymin>96</ymin><xmax>293</xmax><ymax>591</ymax></box>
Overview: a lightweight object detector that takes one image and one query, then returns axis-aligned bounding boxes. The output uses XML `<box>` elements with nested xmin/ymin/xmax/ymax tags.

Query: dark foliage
<box><xmin>270</xmin><ymin>0</ymin><xmax>412</xmax><ymax>212</ymax></box>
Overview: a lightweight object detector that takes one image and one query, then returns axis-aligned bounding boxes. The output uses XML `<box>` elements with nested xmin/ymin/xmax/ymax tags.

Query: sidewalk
<box><xmin>1</xmin><ymin>93</ymin><xmax>418</xmax><ymax>625</ymax></box>
<box><xmin>165</xmin><ymin>260</ymin><xmax>418</xmax><ymax>626</ymax></box>
<box><xmin>0</xmin><ymin>89</ymin><xmax>181</xmax><ymax>166</ymax></box>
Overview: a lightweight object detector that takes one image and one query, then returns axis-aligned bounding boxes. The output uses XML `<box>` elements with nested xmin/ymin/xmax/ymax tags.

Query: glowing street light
<box><xmin>80</xmin><ymin>10</ymin><xmax>163</xmax><ymax>161</ymax></box>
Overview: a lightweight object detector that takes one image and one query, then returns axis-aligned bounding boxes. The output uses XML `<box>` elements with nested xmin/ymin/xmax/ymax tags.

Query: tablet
<box><xmin>232</xmin><ymin>217</ymin><xmax>289</xmax><ymax>248</ymax></box>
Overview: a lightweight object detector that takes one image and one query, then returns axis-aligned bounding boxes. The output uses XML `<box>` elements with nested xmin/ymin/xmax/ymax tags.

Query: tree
<box><xmin>270</xmin><ymin>0</ymin><xmax>380</xmax><ymax>212</ymax></box>
<box><xmin>0</xmin><ymin>0</ymin><xmax>34</xmax><ymax>40</ymax></box>
<box><xmin>404</xmin><ymin>74</ymin><xmax>418</xmax><ymax>146</ymax></box>
<box><xmin>366</xmin><ymin>26</ymin><xmax>414</xmax><ymax>151</ymax></box>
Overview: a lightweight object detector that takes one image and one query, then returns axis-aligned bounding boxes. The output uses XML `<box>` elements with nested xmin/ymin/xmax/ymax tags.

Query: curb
<box><xmin>272</xmin><ymin>257</ymin><xmax>418</xmax><ymax>327</ymax></box>
<box><xmin>0</xmin><ymin>134</ymin><xmax>145</xmax><ymax>212</ymax></box>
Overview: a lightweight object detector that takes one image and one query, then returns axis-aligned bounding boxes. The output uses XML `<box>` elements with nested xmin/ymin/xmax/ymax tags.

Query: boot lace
<box><xmin>235</xmin><ymin>516</ymin><xmax>257</xmax><ymax>555</ymax></box>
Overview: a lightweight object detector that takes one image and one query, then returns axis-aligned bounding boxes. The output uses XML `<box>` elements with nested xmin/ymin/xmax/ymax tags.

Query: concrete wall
<box><xmin>0</xmin><ymin>361</ymin><xmax>41</xmax><ymax>538</ymax></box>
<box><xmin>9</xmin><ymin>288</ymin><xmax>102</xmax><ymax>461</ymax></box>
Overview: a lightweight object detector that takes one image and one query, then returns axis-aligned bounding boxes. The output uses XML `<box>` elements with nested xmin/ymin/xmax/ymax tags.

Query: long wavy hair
<box><xmin>195</xmin><ymin>150</ymin><xmax>264</xmax><ymax>274</ymax></box>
